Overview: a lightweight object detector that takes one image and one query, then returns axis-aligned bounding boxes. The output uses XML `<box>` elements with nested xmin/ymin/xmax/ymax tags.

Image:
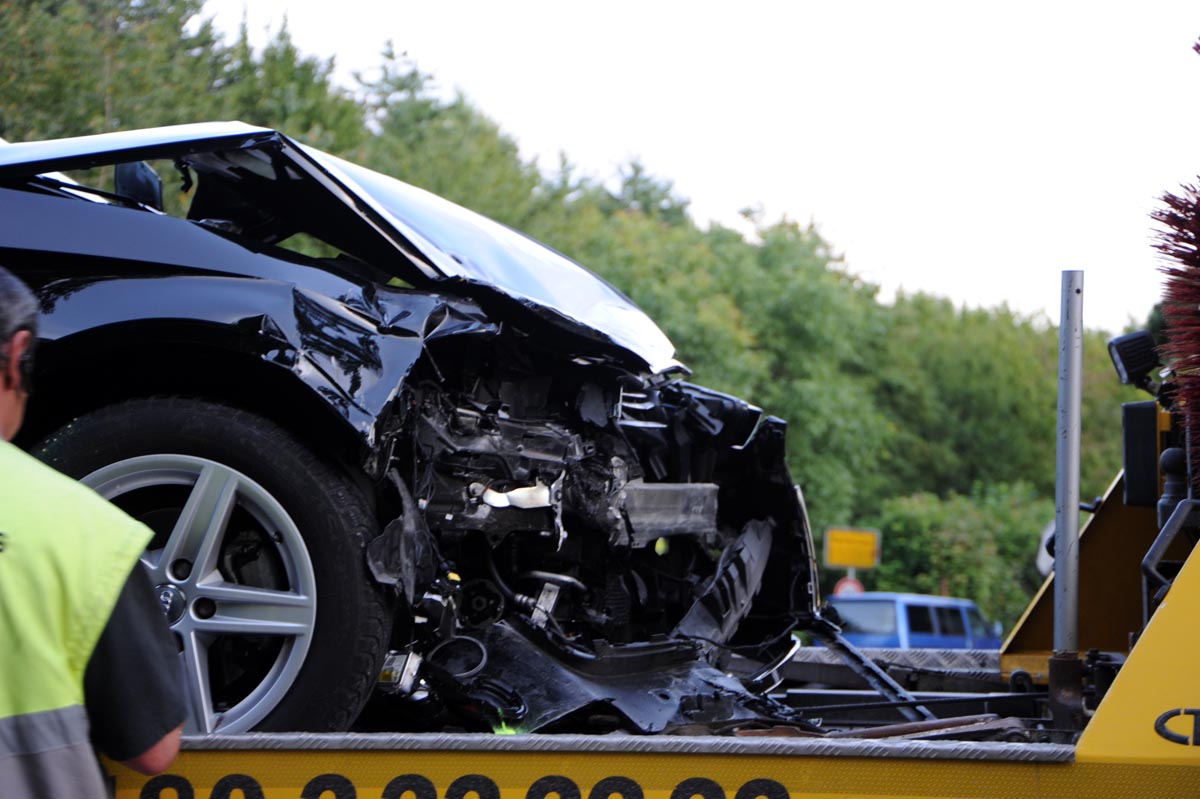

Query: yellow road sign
<box><xmin>825</xmin><ymin>527</ymin><xmax>880</xmax><ymax>570</ymax></box>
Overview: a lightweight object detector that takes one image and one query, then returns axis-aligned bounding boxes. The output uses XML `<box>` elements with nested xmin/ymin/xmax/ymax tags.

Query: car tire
<box><xmin>33</xmin><ymin>397</ymin><xmax>391</xmax><ymax>733</ymax></box>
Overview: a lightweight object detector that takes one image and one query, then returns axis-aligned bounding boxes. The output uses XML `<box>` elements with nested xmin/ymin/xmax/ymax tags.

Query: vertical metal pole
<box><xmin>1049</xmin><ymin>270</ymin><xmax>1085</xmax><ymax>731</ymax></box>
<box><xmin>1054</xmin><ymin>270</ymin><xmax>1083</xmax><ymax>654</ymax></box>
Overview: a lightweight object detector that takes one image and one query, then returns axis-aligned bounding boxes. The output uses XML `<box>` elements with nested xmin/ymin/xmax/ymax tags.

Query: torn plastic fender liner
<box><xmin>457</xmin><ymin>622</ymin><xmax>797</xmax><ymax>733</ymax></box>
<box><xmin>367</xmin><ymin>472</ymin><xmax>441</xmax><ymax>606</ymax></box>
<box><xmin>673</xmin><ymin>519</ymin><xmax>773</xmax><ymax>646</ymax></box>
<box><xmin>718</xmin><ymin>415</ymin><xmax>821</xmax><ymax>640</ymax></box>
<box><xmin>677</xmin><ymin>382</ymin><xmax>763</xmax><ymax>448</ymax></box>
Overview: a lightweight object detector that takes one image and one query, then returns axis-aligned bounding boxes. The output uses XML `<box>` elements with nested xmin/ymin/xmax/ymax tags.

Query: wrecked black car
<box><xmin>0</xmin><ymin>123</ymin><xmax>819</xmax><ymax>735</ymax></box>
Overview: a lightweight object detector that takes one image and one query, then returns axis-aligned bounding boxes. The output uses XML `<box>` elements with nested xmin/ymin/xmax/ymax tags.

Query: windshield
<box><xmin>830</xmin><ymin>600</ymin><xmax>897</xmax><ymax>635</ymax></box>
<box><xmin>967</xmin><ymin>608</ymin><xmax>990</xmax><ymax>638</ymax></box>
<box><xmin>309</xmin><ymin>150</ymin><xmax>679</xmax><ymax>374</ymax></box>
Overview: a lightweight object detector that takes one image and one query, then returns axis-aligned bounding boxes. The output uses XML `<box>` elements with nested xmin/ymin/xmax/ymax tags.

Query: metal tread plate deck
<box><xmin>181</xmin><ymin>732</ymin><xmax>1073</xmax><ymax>762</ymax></box>
<box><xmin>785</xmin><ymin>648</ymin><xmax>1000</xmax><ymax>671</ymax></box>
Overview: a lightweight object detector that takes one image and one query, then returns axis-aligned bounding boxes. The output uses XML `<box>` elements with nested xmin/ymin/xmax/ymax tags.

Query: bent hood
<box><xmin>0</xmin><ymin>122</ymin><xmax>680</xmax><ymax>374</ymax></box>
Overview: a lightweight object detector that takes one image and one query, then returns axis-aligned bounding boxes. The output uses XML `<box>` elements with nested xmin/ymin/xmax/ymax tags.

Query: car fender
<box><xmin>26</xmin><ymin>272</ymin><xmax>499</xmax><ymax>477</ymax></box>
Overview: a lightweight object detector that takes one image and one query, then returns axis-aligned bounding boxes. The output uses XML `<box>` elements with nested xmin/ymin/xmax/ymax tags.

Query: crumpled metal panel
<box><xmin>454</xmin><ymin>621</ymin><xmax>788</xmax><ymax>733</ymax></box>
<box><xmin>0</xmin><ymin>123</ymin><xmax>683</xmax><ymax>374</ymax></box>
<box><xmin>27</xmin><ymin>263</ymin><xmax>496</xmax><ymax>470</ymax></box>
<box><xmin>366</xmin><ymin>475</ymin><xmax>439</xmax><ymax>605</ymax></box>
<box><xmin>674</xmin><ymin>519</ymin><xmax>773</xmax><ymax>645</ymax></box>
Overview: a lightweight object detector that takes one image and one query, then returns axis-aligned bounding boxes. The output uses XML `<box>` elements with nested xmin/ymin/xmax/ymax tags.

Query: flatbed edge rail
<box><xmin>181</xmin><ymin>732</ymin><xmax>1076</xmax><ymax>762</ymax></box>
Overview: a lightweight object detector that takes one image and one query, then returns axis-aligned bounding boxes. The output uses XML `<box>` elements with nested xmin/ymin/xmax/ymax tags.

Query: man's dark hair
<box><xmin>0</xmin><ymin>267</ymin><xmax>37</xmax><ymax>344</ymax></box>
<box><xmin>0</xmin><ymin>267</ymin><xmax>38</xmax><ymax>389</ymax></box>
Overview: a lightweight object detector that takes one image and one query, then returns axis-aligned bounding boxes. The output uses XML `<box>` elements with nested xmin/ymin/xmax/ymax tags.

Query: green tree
<box><xmin>866</xmin><ymin>296</ymin><xmax>1054</xmax><ymax>499</ymax></box>
<box><xmin>0</xmin><ymin>0</ymin><xmax>223</xmax><ymax>141</ymax></box>
<box><xmin>868</xmin><ymin>482</ymin><xmax>1052</xmax><ymax>629</ymax></box>
<box><xmin>211</xmin><ymin>20</ymin><xmax>365</xmax><ymax>153</ymax></box>
<box><xmin>721</xmin><ymin>217</ymin><xmax>888</xmax><ymax>529</ymax></box>
<box><xmin>353</xmin><ymin>47</ymin><xmax>544</xmax><ymax>228</ymax></box>
<box><xmin>864</xmin><ymin>295</ymin><xmax>1136</xmax><ymax>510</ymax></box>
<box><xmin>595</xmin><ymin>160</ymin><xmax>691</xmax><ymax>227</ymax></box>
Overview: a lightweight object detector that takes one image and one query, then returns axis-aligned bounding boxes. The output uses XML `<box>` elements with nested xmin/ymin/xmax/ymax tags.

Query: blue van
<box><xmin>825</xmin><ymin>592</ymin><xmax>1003</xmax><ymax>649</ymax></box>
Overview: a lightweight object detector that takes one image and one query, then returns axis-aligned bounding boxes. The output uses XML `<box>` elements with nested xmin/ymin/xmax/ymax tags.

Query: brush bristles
<box><xmin>1154</xmin><ymin>183</ymin><xmax>1200</xmax><ymax>481</ymax></box>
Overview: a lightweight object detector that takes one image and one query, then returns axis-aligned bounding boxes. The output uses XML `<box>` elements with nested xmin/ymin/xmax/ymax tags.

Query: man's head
<box><xmin>0</xmin><ymin>267</ymin><xmax>37</xmax><ymax>441</ymax></box>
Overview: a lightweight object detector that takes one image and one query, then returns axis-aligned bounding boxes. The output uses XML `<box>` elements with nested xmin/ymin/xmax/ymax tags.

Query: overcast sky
<box><xmin>200</xmin><ymin>0</ymin><xmax>1200</xmax><ymax>334</ymax></box>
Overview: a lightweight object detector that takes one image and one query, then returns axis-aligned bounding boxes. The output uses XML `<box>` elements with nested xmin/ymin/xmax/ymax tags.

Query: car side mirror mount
<box><xmin>114</xmin><ymin>161</ymin><xmax>163</xmax><ymax>211</ymax></box>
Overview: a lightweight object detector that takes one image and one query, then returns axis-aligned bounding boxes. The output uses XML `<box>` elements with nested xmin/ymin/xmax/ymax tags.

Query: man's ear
<box><xmin>4</xmin><ymin>330</ymin><xmax>32</xmax><ymax>392</ymax></box>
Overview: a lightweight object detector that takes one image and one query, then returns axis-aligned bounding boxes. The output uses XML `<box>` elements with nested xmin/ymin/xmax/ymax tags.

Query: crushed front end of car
<box><xmin>0</xmin><ymin>123</ymin><xmax>821</xmax><ymax>734</ymax></box>
<box><xmin>364</xmin><ymin>320</ymin><xmax>820</xmax><ymax>733</ymax></box>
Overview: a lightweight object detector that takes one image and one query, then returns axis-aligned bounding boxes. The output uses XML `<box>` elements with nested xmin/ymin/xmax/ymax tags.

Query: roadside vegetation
<box><xmin>0</xmin><ymin>0</ymin><xmax>1148</xmax><ymax>627</ymax></box>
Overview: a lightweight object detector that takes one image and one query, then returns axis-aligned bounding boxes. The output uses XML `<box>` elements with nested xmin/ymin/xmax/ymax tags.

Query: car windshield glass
<box><xmin>967</xmin><ymin>607</ymin><xmax>989</xmax><ymax>638</ymax></box>
<box><xmin>831</xmin><ymin>600</ymin><xmax>896</xmax><ymax>635</ymax></box>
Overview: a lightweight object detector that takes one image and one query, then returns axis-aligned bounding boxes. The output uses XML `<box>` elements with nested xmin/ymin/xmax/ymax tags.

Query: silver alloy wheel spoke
<box><xmin>180</xmin><ymin>630</ymin><xmax>218</xmax><ymax>733</ymax></box>
<box><xmin>81</xmin><ymin>454</ymin><xmax>318</xmax><ymax>734</ymax></box>
<box><xmin>192</xmin><ymin>583</ymin><xmax>314</xmax><ymax>637</ymax></box>
<box><xmin>161</xmin><ymin>463</ymin><xmax>239</xmax><ymax>580</ymax></box>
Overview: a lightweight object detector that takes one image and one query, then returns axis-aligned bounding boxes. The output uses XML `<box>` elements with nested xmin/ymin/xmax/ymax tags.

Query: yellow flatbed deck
<box><xmin>113</xmin><ymin>732</ymin><xmax>1195</xmax><ymax>799</ymax></box>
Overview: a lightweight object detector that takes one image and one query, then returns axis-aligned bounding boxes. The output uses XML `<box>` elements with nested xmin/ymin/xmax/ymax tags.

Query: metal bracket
<box><xmin>810</xmin><ymin>618</ymin><xmax>936</xmax><ymax>723</ymax></box>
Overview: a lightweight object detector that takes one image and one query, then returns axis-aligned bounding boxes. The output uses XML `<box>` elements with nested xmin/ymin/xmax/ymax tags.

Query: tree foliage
<box><xmin>1</xmin><ymin>0</ymin><xmax>1155</xmax><ymax>617</ymax></box>
<box><xmin>353</xmin><ymin>47</ymin><xmax>545</xmax><ymax>226</ymax></box>
<box><xmin>211</xmin><ymin>21</ymin><xmax>365</xmax><ymax>152</ymax></box>
<box><xmin>0</xmin><ymin>0</ymin><xmax>221</xmax><ymax>140</ymax></box>
<box><xmin>864</xmin><ymin>295</ymin><xmax>1137</xmax><ymax>509</ymax></box>
<box><xmin>868</xmin><ymin>483</ymin><xmax>1053</xmax><ymax>629</ymax></box>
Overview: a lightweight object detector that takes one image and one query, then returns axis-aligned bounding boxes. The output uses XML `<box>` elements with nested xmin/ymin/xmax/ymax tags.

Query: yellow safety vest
<box><xmin>0</xmin><ymin>439</ymin><xmax>150</xmax><ymax>797</ymax></box>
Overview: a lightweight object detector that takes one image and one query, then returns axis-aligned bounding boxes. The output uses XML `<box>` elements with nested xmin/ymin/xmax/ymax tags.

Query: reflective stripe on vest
<box><xmin>0</xmin><ymin>706</ymin><xmax>108</xmax><ymax>797</ymax></box>
<box><xmin>0</xmin><ymin>439</ymin><xmax>152</xmax><ymax>795</ymax></box>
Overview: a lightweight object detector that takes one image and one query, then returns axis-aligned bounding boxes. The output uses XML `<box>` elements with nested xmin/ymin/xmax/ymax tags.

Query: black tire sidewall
<box><xmin>34</xmin><ymin>397</ymin><xmax>389</xmax><ymax>732</ymax></box>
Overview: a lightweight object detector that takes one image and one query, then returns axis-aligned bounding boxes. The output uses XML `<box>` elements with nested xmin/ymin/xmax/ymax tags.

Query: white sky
<box><xmin>200</xmin><ymin>0</ymin><xmax>1200</xmax><ymax>334</ymax></box>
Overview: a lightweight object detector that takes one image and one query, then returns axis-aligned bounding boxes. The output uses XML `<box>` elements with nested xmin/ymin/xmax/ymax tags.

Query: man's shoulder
<box><xmin>0</xmin><ymin>440</ymin><xmax>151</xmax><ymax>545</ymax></box>
<box><xmin>1</xmin><ymin>439</ymin><xmax>106</xmax><ymax>502</ymax></box>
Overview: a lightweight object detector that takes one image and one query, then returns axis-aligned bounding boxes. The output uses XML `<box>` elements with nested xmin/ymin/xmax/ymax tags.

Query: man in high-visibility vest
<box><xmin>0</xmin><ymin>266</ymin><xmax>185</xmax><ymax>796</ymax></box>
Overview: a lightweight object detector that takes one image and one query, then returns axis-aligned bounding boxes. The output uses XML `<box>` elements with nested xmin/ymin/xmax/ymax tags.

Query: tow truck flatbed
<box><xmin>113</xmin><ymin>731</ymin><xmax>1191</xmax><ymax>799</ymax></box>
<box><xmin>109</xmin><ymin>470</ymin><xmax>1200</xmax><ymax>799</ymax></box>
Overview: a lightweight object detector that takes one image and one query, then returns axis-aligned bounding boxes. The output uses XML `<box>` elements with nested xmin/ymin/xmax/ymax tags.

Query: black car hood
<box><xmin>0</xmin><ymin>122</ymin><xmax>680</xmax><ymax>374</ymax></box>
